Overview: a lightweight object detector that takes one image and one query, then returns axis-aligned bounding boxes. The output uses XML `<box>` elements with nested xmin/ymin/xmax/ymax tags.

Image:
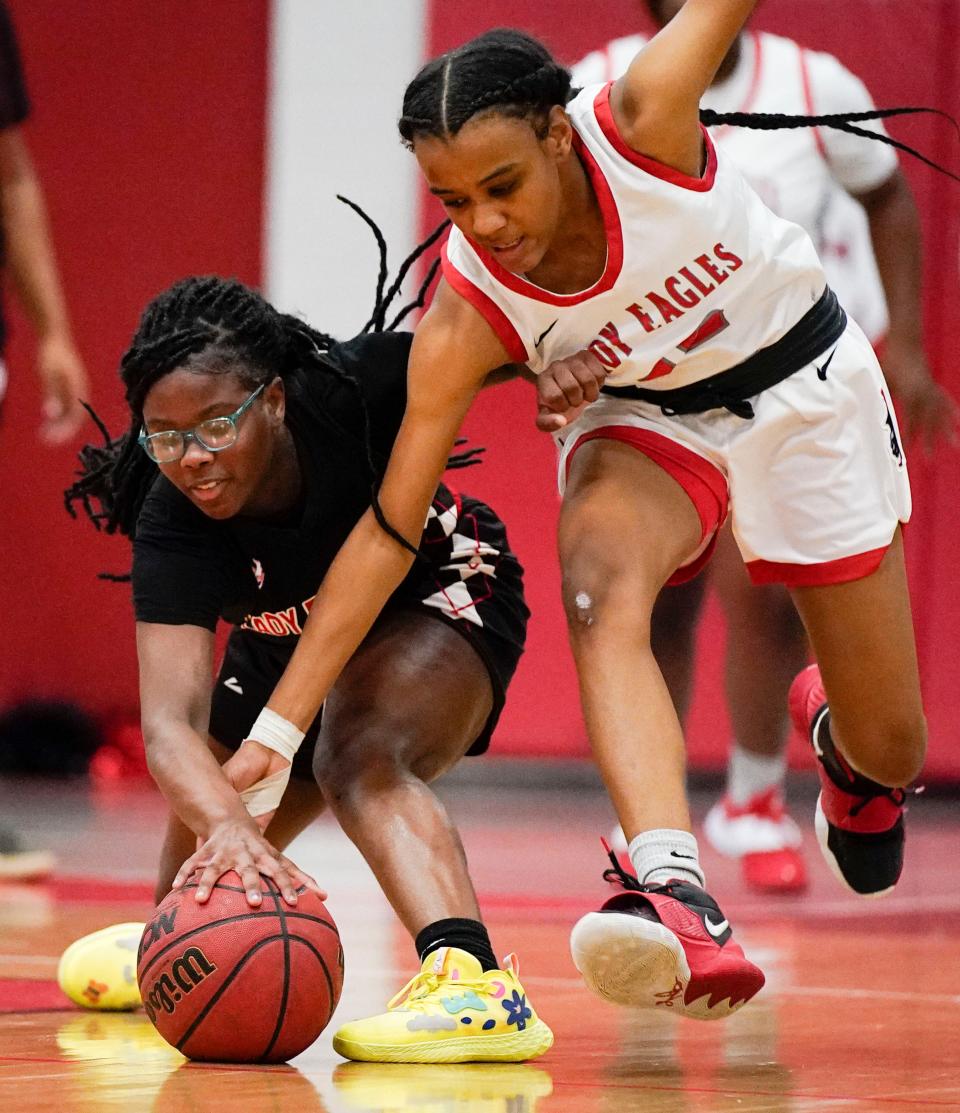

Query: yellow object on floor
<box><xmin>57</xmin><ymin>922</ymin><xmax>145</xmax><ymax>1010</ymax></box>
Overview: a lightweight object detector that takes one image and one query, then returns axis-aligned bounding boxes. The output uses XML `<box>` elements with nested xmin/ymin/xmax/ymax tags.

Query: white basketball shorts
<box><xmin>556</xmin><ymin>318</ymin><xmax>911</xmax><ymax>587</ymax></box>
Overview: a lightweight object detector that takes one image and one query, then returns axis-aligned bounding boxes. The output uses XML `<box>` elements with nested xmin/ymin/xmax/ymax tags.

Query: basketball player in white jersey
<box><xmin>206</xmin><ymin>0</ymin><xmax>929</xmax><ymax>1024</ymax></box>
<box><xmin>573</xmin><ymin>0</ymin><xmax>954</xmax><ymax>896</ymax></box>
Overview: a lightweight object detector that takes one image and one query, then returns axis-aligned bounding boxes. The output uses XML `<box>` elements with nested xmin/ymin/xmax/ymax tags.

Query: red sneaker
<box><xmin>788</xmin><ymin>664</ymin><xmax>906</xmax><ymax>897</ymax></box>
<box><xmin>569</xmin><ymin>848</ymin><xmax>765</xmax><ymax>1020</ymax></box>
<box><xmin>704</xmin><ymin>788</ymin><xmax>808</xmax><ymax>895</ymax></box>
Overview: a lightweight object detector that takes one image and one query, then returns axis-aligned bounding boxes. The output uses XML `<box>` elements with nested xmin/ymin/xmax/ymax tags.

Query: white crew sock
<box><xmin>628</xmin><ymin>828</ymin><xmax>705</xmax><ymax>888</ymax></box>
<box><xmin>727</xmin><ymin>742</ymin><xmax>787</xmax><ymax>806</ymax></box>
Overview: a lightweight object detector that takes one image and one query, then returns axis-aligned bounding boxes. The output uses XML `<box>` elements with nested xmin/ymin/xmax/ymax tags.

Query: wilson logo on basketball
<box><xmin>137</xmin><ymin>907</ymin><xmax>178</xmax><ymax>965</ymax></box>
<box><xmin>143</xmin><ymin>946</ymin><xmax>217</xmax><ymax>1022</ymax></box>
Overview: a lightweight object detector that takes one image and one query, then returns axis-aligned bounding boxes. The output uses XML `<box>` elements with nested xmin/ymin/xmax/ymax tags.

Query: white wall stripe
<box><xmin>265</xmin><ymin>0</ymin><xmax>426</xmax><ymax>337</ymax></box>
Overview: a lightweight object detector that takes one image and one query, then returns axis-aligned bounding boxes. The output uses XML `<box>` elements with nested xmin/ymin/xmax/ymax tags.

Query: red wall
<box><xmin>0</xmin><ymin>3</ymin><xmax>267</xmax><ymax>710</ymax></box>
<box><xmin>425</xmin><ymin>0</ymin><xmax>960</xmax><ymax>777</ymax></box>
<box><xmin>2</xmin><ymin>2</ymin><xmax>958</xmax><ymax>781</ymax></box>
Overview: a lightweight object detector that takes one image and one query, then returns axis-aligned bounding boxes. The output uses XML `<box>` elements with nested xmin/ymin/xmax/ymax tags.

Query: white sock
<box><xmin>627</xmin><ymin>829</ymin><xmax>705</xmax><ymax>888</ymax></box>
<box><xmin>727</xmin><ymin>743</ymin><xmax>786</xmax><ymax>806</ymax></box>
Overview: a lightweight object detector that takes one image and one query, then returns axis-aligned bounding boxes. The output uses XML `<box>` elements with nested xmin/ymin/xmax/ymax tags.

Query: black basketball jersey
<box><xmin>131</xmin><ymin>331</ymin><xmax>527</xmax><ymax>654</ymax></box>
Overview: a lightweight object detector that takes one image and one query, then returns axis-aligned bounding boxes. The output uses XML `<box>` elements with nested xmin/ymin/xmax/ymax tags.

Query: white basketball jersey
<box><xmin>572</xmin><ymin>32</ymin><xmax>895</xmax><ymax>342</ymax></box>
<box><xmin>442</xmin><ymin>83</ymin><xmax>827</xmax><ymax>391</ymax></box>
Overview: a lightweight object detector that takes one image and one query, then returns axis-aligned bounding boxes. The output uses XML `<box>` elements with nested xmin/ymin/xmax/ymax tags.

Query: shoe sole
<box><xmin>331</xmin><ymin>1019</ymin><xmax>554</xmax><ymax>1064</ymax></box>
<box><xmin>814</xmin><ymin>795</ymin><xmax>896</xmax><ymax>900</ymax></box>
<box><xmin>570</xmin><ymin>911</ymin><xmax>689</xmax><ymax>1009</ymax></box>
<box><xmin>681</xmin><ymin>959</ymin><xmax>766</xmax><ymax>1020</ymax></box>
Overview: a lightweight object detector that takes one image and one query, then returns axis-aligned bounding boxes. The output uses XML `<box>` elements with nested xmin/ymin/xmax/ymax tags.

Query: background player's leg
<box><xmin>713</xmin><ymin>528</ymin><xmax>809</xmax><ymax>761</ymax></box>
<box><xmin>789</xmin><ymin>528</ymin><xmax>924</xmax><ymax>895</ymax></box>
<box><xmin>704</xmin><ymin>527</ymin><xmax>809</xmax><ymax>893</ymax></box>
<box><xmin>649</xmin><ymin>574</ymin><xmax>708</xmax><ymax>723</ymax></box>
<box><xmin>154</xmin><ymin>735</ymin><xmax>325</xmax><ymax>903</ymax></box>
<box><xmin>313</xmin><ymin>610</ymin><xmax>491</xmax><ymax>938</ymax></box>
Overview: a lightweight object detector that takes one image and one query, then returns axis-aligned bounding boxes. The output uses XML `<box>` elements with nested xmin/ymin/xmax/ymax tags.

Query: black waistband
<box><xmin>600</xmin><ymin>286</ymin><xmax>846</xmax><ymax>419</ymax></box>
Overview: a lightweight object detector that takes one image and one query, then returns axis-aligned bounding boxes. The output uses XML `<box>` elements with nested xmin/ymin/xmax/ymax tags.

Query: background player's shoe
<box><xmin>332</xmin><ymin>947</ymin><xmax>553</xmax><ymax>1064</ymax></box>
<box><xmin>570</xmin><ymin>848</ymin><xmax>764</xmax><ymax>1020</ymax></box>
<box><xmin>332</xmin><ymin>1061</ymin><xmax>554</xmax><ymax>1112</ymax></box>
<box><xmin>0</xmin><ymin>827</ymin><xmax>55</xmax><ymax>881</ymax></box>
<box><xmin>789</xmin><ymin>663</ymin><xmax>907</xmax><ymax>897</ymax></box>
<box><xmin>57</xmin><ymin>922</ymin><xmax>145</xmax><ymax>1010</ymax></box>
<box><xmin>704</xmin><ymin>788</ymin><xmax>808</xmax><ymax>894</ymax></box>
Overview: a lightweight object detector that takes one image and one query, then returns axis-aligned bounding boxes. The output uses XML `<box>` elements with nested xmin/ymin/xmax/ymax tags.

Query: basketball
<box><xmin>136</xmin><ymin>872</ymin><xmax>343</xmax><ymax>1063</ymax></box>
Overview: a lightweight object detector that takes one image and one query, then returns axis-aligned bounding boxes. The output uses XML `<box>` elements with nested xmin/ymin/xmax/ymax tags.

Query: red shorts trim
<box><xmin>746</xmin><ymin>545</ymin><xmax>889</xmax><ymax>587</ymax></box>
<box><xmin>565</xmin><ymin>424</ymin><xmax>728</xmax><ymax>585</ymax></box>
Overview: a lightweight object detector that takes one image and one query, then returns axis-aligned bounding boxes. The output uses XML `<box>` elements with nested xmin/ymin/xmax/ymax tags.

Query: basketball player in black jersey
<box><xmin>62</xmin><ymin>272</ymin><xmax>553</xmax><ymax>1063</ymax></box>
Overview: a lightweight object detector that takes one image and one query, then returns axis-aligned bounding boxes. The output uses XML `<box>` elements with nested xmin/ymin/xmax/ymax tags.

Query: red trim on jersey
<box><xmin>593</xmin><ymin>83</ymin><xmax>718</xmax><ymax>192</ymax></box>
<box><xmin>565</xmin><ymin>424</ymin><xmax>728</xmax><ymax>585</ymax></box>
<box><xmin>799</xmin><ymin>47</ymin><xmax>829</xmax><ymax>161</ymax></box>
<box><xmin>441</xmin><ymin>242</ymin><xmax>529</xmax><ymax>363</ymax></box>
<box><xmin>743</xmin><ymin>33</ymin><xmax>764</xmax><ymax>115</ymax></box>
<box><xmin>465</xmin><ymin>133</ymin><xmax>624</xmax><ymax>307</ymax></box>
<box><xmin>747</xmin><ymin>545</ymin><xmax>888</xmax><ymax>587</ymax></box>
<box><xmin>710</xmin><ymin>32</ymin><xmax>764</xmax><ymax>139</ymax></box>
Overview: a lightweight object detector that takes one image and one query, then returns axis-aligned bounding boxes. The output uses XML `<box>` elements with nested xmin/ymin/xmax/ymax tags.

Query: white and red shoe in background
<box><xmin>703</xmin><ymin>787</ymin><xmax>808</xmax><ymax>895</ymax></box>
<box><xmin>609</xmin><ymin>786</ymin><xmax>808</xmax><ymax>895</ymax></box>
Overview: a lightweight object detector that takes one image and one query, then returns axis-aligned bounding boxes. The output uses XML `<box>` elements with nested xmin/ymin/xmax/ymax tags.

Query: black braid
<box><xmin>399</xmin><ymin>28</ymin><xmax>959</xmax><ymax>184</ymax></box>
<box><xmin>399</xmin><ymin>28</ymin><xmax>573</xmax><ymax>148</ymax></box>
<box><xmin>65</xmin><ymin>204</ymin><xmax>462</xmax><ymax>570</ymax></box>
<box><xmin>700</xmin><ymin>105</ymin><xmax>960</xmax><ymax>183</ymax></box>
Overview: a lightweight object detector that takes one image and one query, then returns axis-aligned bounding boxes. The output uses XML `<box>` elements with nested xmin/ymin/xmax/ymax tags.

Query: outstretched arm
<box><xmin>137</xmin><ymin>621</ymin><xmax>320</xmax><ymax>906</ymax></box>
<box><xmin>262</xmin><ymin>282</ymin><xmax>510</xmax><ymax>730</ymax></box>
<box><xmin>610</xmin><ymin>0</ymin><xmax>758</xmax><ymax>173</ymax></box>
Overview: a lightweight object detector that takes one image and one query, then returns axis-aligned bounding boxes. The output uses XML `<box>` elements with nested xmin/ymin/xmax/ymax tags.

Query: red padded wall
<box><xmin>2</xmin><ymin>1</ymin><xmax>958</xmax><ymax>781</ymax></box>
<box><xmin>0</xmin><ymin>2</ymin><xmax>268</xmax><ymax>711</ymax></box>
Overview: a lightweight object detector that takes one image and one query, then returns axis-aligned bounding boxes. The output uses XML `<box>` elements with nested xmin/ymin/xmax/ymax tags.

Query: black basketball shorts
<box><xmin>208</xmin><ymin>495</ymin><xmax>528</xmax><ymax>781</ymax></box>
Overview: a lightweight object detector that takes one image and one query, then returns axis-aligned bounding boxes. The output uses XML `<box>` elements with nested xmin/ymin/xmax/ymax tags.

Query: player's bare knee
<box><xmin>313</xmin><ymin>735</ymin><xmax>402</xmax><ymax>809</ymax></box>
<box><xmin>840</xmin><ymin>713</ymin><xmax>927</xmax><ymax>787</ymax></box>
<box><xmin>876</xmin><ymin>714</ymin><xmax>927</xmax><ymax>786</ymax></box>
<box><xmin>560</xmin><ymin>570</ymin><xmax>653</xmax><ymax>640</ymax></box>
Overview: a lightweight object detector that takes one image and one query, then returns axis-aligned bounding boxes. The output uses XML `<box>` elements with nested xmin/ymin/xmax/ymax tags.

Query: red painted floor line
<box><xmin>549</xmin><ymin>1078</ymin><xmax>960</xmax><ymax>1107</ymax></box>
<box><xmin>0</xmin><ymin>979</ymin><xmax>75</xmax><ymax>1013</ymax></box>
<box><xmin>48</xmin><ymin>876</ymin><xmax>154</xmax><ymax>903</ymax></box>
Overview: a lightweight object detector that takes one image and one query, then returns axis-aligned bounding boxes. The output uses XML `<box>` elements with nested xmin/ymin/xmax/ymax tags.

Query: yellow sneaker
<box><xmin>332</xmin><ymin>1061</ymin><xmax>554</xmax><ymax>1112</ymax></box>
<box><xmin>332</xmin><ymin>947</ymin><xmax>553</xmax><ymax>1064</ymax></box>
<box><xmin>57</xmin><ymin>922</ymin><xmax>145</xmax><ymax>1010</ymax></box>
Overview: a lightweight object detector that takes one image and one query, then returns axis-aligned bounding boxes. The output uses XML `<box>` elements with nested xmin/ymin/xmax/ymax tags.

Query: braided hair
<box><xmin>399</xmin><ymin>28</ymin><xmax>960</xmax><ymax>183</ymax></box>
<box><xmin>65</xmin><ymin>202</ymin><xmax>472</xmax><ymax>573</ymax></box>
<box><xmin>399</xmin><ymin>29</ymin><xmax>574</xmax><ymax>148</ymax></box>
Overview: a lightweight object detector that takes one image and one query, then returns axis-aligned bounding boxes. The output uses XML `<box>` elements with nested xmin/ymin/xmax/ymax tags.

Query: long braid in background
<box><xmin>399</xmin><ymin>28</ymin><xmax>960</xmax><ymax>182</ymax></box>
<box><xmin>64</xmin><ymin>202</ymin><xmax>476</xmax><ymax>573</ymax></box>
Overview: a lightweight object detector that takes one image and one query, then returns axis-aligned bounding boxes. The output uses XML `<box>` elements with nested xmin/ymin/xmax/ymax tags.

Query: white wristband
<box><xmin>246</xmin><ymin>707</ymin><xmax>305</xmax><ymax>763</ymax></box>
